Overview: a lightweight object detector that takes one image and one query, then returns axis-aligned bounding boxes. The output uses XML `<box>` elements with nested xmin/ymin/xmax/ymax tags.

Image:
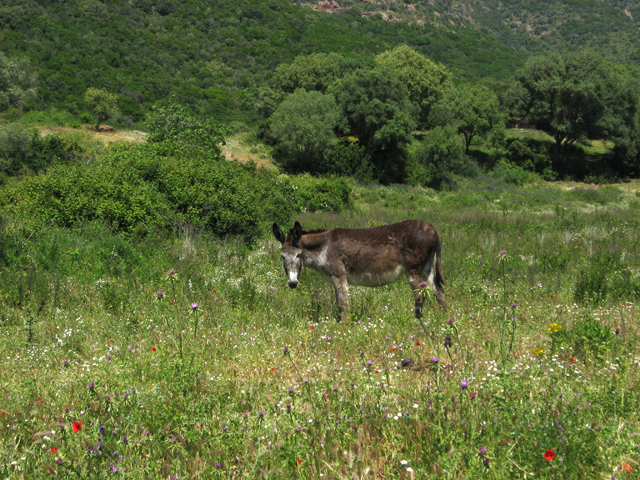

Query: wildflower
<box><xmin>215</xmin><ymin>463</ymin><xmax>222</xmax><ymax>468</ymax></box>
<box><xmin>478</xmin><ymin>447</ymin><xmax>487</xmax><ymax>455</ymax></box>
<box><xmin>414</xmin><ymin>307</ymin><xmax>421</xmax><ymax>315</ymax></box>
<box><xmin>104</xmin><ymin>395</ymin><xmax>111</xmax><ymax>402</ymax></box>
<box><xmin>544</xmin><ymin>450</ymin><xmax>555</xmax><ymax>461</ymax></box>
<box><xmin>534</xmin><ymin>348</ymin><xmax>545</xmax><ymax>357</ymax></box>
<box><xmin>156</xmin><ymin>290</ymin><xmax>164</xmax><ymax>299</ymax></box>
<box><xmin>511</xmin><ymin>303</ymin><xmax>517</xmax><ymax>308</ymax></box>
<box><xmin>191</xmin><ymin>303</ymin><xmax>199</xmax><ymax>310</ymax></box>
<box><xmin>431</xmin><ymin>357</ymin><xmax>439</xmax><ymax>364</ymax></box>
<box><xmin>447</xmin><ymin>317</ymin><xmax>455</xmax><ymax>324</ymax></box>
<box><xmin>400</xmin><ymin>460</ymin><xmax>408</xmax><ymax>465</ymax></box>
<box><xmin>547</xmin><ymin>323</ymin><xmax>562</xmax><ymax>334</ymax></box>
<box><xmin>483</xmin><ymin>458</ymin><xmax>490</xmax><ymax>466</ymax></box>
<box><xmin>624</xmin><ymin>464</ymin><xmax>632</xmax><ymax>473</ymax></box>
<box><xmin>72</xmin><ymin>422</ymin><xmax>82</xmax><ymax>433</ymax></box>
<box><xmin>460</xmin><ymin>380</ymin><xmax>468</xmax><ymax>389</ymax></box>
<box><xmin>51</xmin><ymin>446</ymin><xmax>59</xmax><ymax>454</ymax></box>
<box><xmin>152</xmin><ymin>347</ymin><xmax>156</xmax><ymax>352</ymax></box>
<box><xmin>99</xmin><ymin>426</ymin><xmax>106</xmax><ymax>435</ymax></box>
<box><xmin>111</xmin><ymin>466</ymin><xmax>118</xmax><ymax>473</ymax></box>
<box><xmin>499</xmin><ymin>250</ymin><xmax>507</xmax><ymax>255</ymax></box>
<box><xmin>283</xmin><ymin>345</ymin><xmax>288</xmax><ymax>354</ymax></box>
<box><xmin>63</xmin><ymin>360</ymin><xmax>69</xmax><ymax>367</ymax></box>
<box><xmin>615</xmin><ymin>328</ymin><xmax>620</xmax><ymax>335</ymax></box>
<box><xmin>419</xmin><ymin>282</ymin><xmax>428</xmax><ymax>288</ymax></box>
<box><xmin>167</xmin><ymin>269</ymin><xmax>176</xmax><ymax>277</ymax></box>
<box><xmin>444</xmin><ymin>337</ymin><xmax>452</xmax><ymax>347</ymax></box>
<box><xmin>258</xmin><ymin>412</ymin><xmax>265</xmax><ymax>418</ymax></box>
<box><xmin>416</xmin><ymin>342</ymin><xmax>420</xmax><ymax>346</ymax></box>
<box><xmin>88</xmin><ymin>382</ymin><xmax>95</xmax><ymax>389</ymax></box>
<box><xmin>570</xmin><ymin>358</ymin><xmax>575</xmax><ymax>363</ymax></box>
<box><xmin>470</xmin><ymin>392</ymin><xmax>476</xmax><ymax>399</ymax></box>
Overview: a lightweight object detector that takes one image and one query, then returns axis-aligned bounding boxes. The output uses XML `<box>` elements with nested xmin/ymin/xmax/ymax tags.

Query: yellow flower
<box><xmin>546</xmin><ymin>323</ymin><xmax>562</xmax><ymax>334</ymax></box>
<box><xmin>534</xmin><ymin>348</ymin><xmax>545</xmax><ymax>357</ymax></box>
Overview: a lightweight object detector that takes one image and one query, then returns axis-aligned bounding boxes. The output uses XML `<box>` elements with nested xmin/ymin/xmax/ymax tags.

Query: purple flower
<box><xmin>444</xmin><ymin>337</ymin><xmax>452</xmax><ymax>347</ymax></box>
<box><xmin>447</xmin><ymin>318</ymin><xmax>455</xmax><ymax>324</ymax></box>
<box><xmin>190</xmin><ymin>303</ymin><xmax>199</xmax><ymax>310</ymax></box>
<box><xmin>222</xmin><ymin>426</ymin><xmax>228</xmax><ymax>432</ymax></box>
<box><xmin>367</xmin><ymin>360</ymin><xmax>373</xmax><ymax>365</ymax></box>
<box><xmin>431</xmin><ymin>357</ymin><xmax>439</xmax><ymax>364</ymax></box>
<box><xmin>484</xmin><ymin>457</ymin><xmax>490</xmax><ymax>466</ymax></box>
<box><xmin>167</xmin><ymin>269</ymin><xmax>176</xmax><ymax>277</ymax></box>
<box><xmin>419</xmin><ymin>281</ymin><xmax>428</xmax><ymax>288</ymax></box>
<box><xmin>615</xmin><ymin>328</ymin><xmax>620</xmax><ymax>334</ymax></box>
<box><xmin>283</xmin><ymin>345</ymin><xmax>289</xmax><ymax>354</ymax></box>
<box><xmin>511</xmin><ymin>303</ymin><xmax>517</xmax><ymax>308</ymax></box>
<box><xmin>460</xmin><ymin>380</ymin><xmax>468</xmax><ymax>389</ymax></box>
<box><xmin>156</xmin><ymin>290</ymin><xmax>164</xmax><ymax>299</ymax></box>
<box><xmin>499</xmin><ymin>250</ymin><xmax>507</xmax><ymax>255</ymax></box>
<box><xmin>99</xmin><ymin>426</ymin><xmax>106</xmax><ymax>435</ymax></box>
<box><xmin>111</xmin><ymin>466</ymin><xmax>118</xmax><ymax>473</ymax></box>
<box><xmin>297</xmin><ymin>426</ymin><xmax>302</xmax><ymax>432</ymax></box>
<box><xmin>104</xmin><ymin>395</ymin><xmax>111</xmax><ymax>402</ymax></box>
<box><xmin>414</xmin><ymin>307</ymin><xmax>421</xmax><ymax>315</ymax></box>
<box><xmin>63</xmin><ymin>360</ymin><xmax>69</xmax><ymax>367</ymax></box>
<box><xmin>215</xmin><ymin>463</ymin><xmax>222</xmax><ymax>469</ymax></box>
<box><xmin>288</xmin><ymin>386</ymin><xmax>294</xmax><ymax>393</ymax></box>
<box><xmin>258</xmin><ymin>412</ymin><xmax>265</xmax><ymax>418</ymax></box>
<box><xmin>478</xmin><ymin>447</ymin><xmax>487</xmax><ymax>455</ymax></box>
<box><xmin>88</xmin><ymin>382</ymin><xmax>95</xmax><ymax>389</ymax></box>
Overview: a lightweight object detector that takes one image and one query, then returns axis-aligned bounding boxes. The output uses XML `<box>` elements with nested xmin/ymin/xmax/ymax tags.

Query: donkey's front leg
<box><xmin>332</xmin><ymin>276</ymin><xmax>349</xmax><ymax>322</ymax></box>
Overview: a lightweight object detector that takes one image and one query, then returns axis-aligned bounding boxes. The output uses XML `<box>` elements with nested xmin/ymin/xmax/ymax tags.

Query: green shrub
<box><xmin>490</xmin><ymin>160</ymin><xmax>537</xmax><ymax>186</ymax></box>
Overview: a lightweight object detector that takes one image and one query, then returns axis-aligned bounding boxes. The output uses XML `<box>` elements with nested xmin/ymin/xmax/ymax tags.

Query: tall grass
<box><xmin>0</xmin><ymin>181</ymin><xmax>638</xmax><ymax>479</ymax></box>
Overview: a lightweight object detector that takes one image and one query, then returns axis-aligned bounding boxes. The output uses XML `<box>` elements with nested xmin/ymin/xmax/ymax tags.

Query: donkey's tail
<box><xmin>435</xmin><ymin>233</ymin><xmax>445</xmax><ymax>286</ymax></box>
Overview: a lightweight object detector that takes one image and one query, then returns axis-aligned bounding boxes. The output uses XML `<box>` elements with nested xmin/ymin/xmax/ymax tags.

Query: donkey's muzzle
<box><xmin>288</xmin><ymin>280</ymin><xmax>298</xmax><ymax>288</ymax></box>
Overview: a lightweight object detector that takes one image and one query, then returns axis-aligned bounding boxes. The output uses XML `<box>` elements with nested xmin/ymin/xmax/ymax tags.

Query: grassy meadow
<box><xmin>0</xmin><ymin>179</ymin><xmax>639</xmax><ymax>479</ymax></box>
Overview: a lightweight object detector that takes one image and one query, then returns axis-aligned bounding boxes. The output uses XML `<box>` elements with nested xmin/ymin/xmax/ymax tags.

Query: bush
<box><xmin>413</xmin><ymin>125</ymin><xmax>478</xmax><ymax>188</ymax></box>
<box><xmin>490</xmin><ymin>160</ymin><xmax>537</xmax><ymax>186</ymax></box>
<box><xmin>0</xmin><ymin>142</ymin><xmax>351</xmax><ymax>240</ymax></box>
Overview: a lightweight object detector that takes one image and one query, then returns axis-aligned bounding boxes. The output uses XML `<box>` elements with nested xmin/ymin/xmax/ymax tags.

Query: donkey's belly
<box><xmin>347</xmin><ymin>264</ymin><xmax>406</xmax><ymax>287</ymax></box>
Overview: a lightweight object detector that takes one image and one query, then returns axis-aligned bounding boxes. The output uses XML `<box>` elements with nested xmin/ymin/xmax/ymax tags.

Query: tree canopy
<box><xmin>375</xmin><ymin>45</ymin><xmax>452</xmax><ymax>128</ymax></box>
<box><xmin>511</xmin><ymin>51</ymin><xmax>638</xmax><ymax>172</ymax></box>
<box><xmin>431</xmin><ymin>83</ymin><xmax>505</xmax><ymax>153</ymax></box>
<box><xmin>0</xmin><ymin>53</ymin><xmax>37</xmax><ymax>111</ymax></box>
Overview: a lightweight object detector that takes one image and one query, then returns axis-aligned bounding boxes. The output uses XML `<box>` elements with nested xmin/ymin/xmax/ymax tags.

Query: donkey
<box><xmin>273</xmin><ymin>220</ymin><xmax>446</xmax><ymax>321</ymax></box>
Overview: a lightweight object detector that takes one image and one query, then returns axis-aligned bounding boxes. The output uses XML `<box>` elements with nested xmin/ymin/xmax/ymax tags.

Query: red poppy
<box><xmin>551</xmin><ymin>295</ymin><xmax>554</xmax><ymax>298</ymax></box>
<box><xmin>152</xmin><ymin>347</ymin><xmax>156</xmax><ymax>352</ymax></box>
<box><xmin>416</xmin><ymin>342</ymin><xmax>421</xmax><ymax>346</ymax></box>
<box><xmin>72</xmin><ymin>422</ymin><xmax>82</xmax><ymax>433</ymax></box>
<box><xmin>390</xmin><ymin>348</ymin><xmax>395</xmax><ymax>352</ymax></box>
<box><xmin>624</xmin><ymin>464</ymin><xmax>632</xmax><ymax>473</ymax></box>
<box><xmin>470</xmin><ymin>392</ymin><xmax>476</xmax><ymax>399</ymax></box>
<box><xmin>212</xmin><ymin>290</ymin><xmax>216</xmax><ymax>293</ymax></box>
<box><xmin>270</xmin><ymin>367</ymin><xmax>275</xmax><ymax>371</ymax></box>
<box><xmin>298</xmin><ymin>459</ymin><xmax>302</xmax><ymax>464</ymax></box>
<box><xmin>311</xmin><ymin>326</ymin><xmax>315</xmax><ymax>330</ymax></box>
<box><xmin>51</xmin><ymin>446</ymin><xmax>59</xmax><ymax>454</ymax></box>
<box><xmin>544</xmin><ymin>450</ymin><xmax>555</xmax><ymax>461</ymax></box>
<box><xmin>141</xmin><ymin>313</ymin><xmax>144</xmax><ymax>316</ymax></box>
<box><xmin>570</xmin><ymin>358</ymin><xmax>575</xmax><ymax>363</ymax></box>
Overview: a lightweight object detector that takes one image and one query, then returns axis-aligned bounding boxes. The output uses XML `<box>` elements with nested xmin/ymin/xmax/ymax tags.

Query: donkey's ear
<box><xmin>273</xmin><ymin>223</ymin><xmax>286</xmax><ymax>245</ymax></box>
<box><xmin>292</xmin><ymin>221</ymin><xmax>303</xmax><ymax>248</ymax></box>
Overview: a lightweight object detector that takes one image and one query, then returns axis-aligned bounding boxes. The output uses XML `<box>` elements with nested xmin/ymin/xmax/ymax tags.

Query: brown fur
<box><xmin>273</xmin><ymin>220</ymin><xmax>446</xmax><ymax>321</ymax></box>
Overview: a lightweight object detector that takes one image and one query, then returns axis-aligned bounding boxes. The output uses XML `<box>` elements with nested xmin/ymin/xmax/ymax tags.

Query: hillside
<box><xmin>298</xmin><ymin>0</ymin><xmax>640</xmax><ymax>62</ymax></box>
<box><xmin>1</xmin><ymin>0</ymin><xmax>523</xmax><ymax>121</ymax></box>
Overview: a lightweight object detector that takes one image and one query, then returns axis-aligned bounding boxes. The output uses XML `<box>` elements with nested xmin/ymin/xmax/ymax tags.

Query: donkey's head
<box><xmin>273</xmin><ymin>221</ymin><xmax>303</xmax><ymax>288</ymax></box>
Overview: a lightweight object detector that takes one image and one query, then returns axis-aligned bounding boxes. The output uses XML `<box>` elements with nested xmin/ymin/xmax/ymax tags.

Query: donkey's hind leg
<box><xmin>406</xmin><ymin>272</ymin><xmax>425</xmax><ymax>318</ymax></box>
<box><xmin>423</xmin><ymin>254</ymin><xmax>446</xmax><ymax>311</ymax></box>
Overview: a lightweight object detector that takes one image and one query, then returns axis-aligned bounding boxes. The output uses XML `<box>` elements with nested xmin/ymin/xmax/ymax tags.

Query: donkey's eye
<box><xmin>296</xmin><ymin>253</ymin><xmax>301</xmax><ymax>258</ymax></box>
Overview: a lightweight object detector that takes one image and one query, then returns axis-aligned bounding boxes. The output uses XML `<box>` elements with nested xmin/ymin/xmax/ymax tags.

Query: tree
<box><xmin>510</xmin><ymin>51</ymin><xmax>638</xmax><ymax>173</ymax></box>
<box><xmin>84</xmin><ymin>87</ymin><xmax>119</xmax><ymax>130</ymax></box>
<box><xmin>330</xmin><ymin>66</ymin><xmax>418</xmax><ymax>182</ymax></box>
<box><xmin>431</xmin><ymin>84</ymin><xmax>505</xmax><ymax>154</ymax></box>
<box><xmin>273</xmin><ymin>53</ymin><xmax>362</xmax><ymax>95</ymax></box>
<box><xmin>270</xmin><ymin>89</ymin><xmax>342</xmax><ymax>172</ymax></box>
<box><xmin>375</xmin><ymin>45</ymin><xmax>452</xmax><ymax>128</ymax></box>
<box><xmin>0</xmin><ymin>53</ymin><xmax>37</xmax><ymax>111</ymax></box>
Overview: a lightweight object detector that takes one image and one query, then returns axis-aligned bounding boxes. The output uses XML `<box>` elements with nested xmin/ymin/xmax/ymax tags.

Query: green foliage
<box><xmin>490</xmin><ymin>160</ymin><xmax>537</xmax><ymax>186</ymax></box>
<box><xmin>273</xmin><ymin>52</ymin><xmax>361</xmax><ymax>95</ymax></box>
<box><xmin>0</xmin><ymin>53</ymin><xmax>37</xmax><ymax>111</ymax></box>
<box><xmin>331</xmin><ymin>67</ymin><xmax>418</xmax><ymax>183</ymax></box>
<box><xmin>84</xmin><ymin>88</ymin><xmax>119</xmax><ymax>129</ymax></box>
<box><xmin>375</xmin><ymin>45</ymin><xmax>452</xmax><ymax>128</ymax></box>
<box><xmin>0</xmin><ymin>139</ymin><xmax>351</xmax><ymax>239</ymax></box>
<box><xmin>550</xmin><ymin>315</ymin><xmax>614</xmax><ymax>361</ymax></box>
<box><xmin>270</xmin><ymin>89</ymin><xmax>342</xmax><ymax>172</ymax></box>
<box><xmin>574</xmin><ymin>250</ymin><xmax>616</xmax><ymax>304</ymax></box>
<box><xmin>431</xmin><ymin>83</ymin><xmax>505</xmax><ymax>153</ymax></box>
<box><xmin>510</xmin><ymin>51</ymin><xmax>638</xmax><ymax>175</ymax></box>
<box><xmin>412</xmin><ymin>125</ymin><xmax>478</xmax><ymax>188</ymax></box>
<box><xmin>0</xmin><ymin>123</ymin><xmax>79</xmax><ymax>182</ymax></box>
